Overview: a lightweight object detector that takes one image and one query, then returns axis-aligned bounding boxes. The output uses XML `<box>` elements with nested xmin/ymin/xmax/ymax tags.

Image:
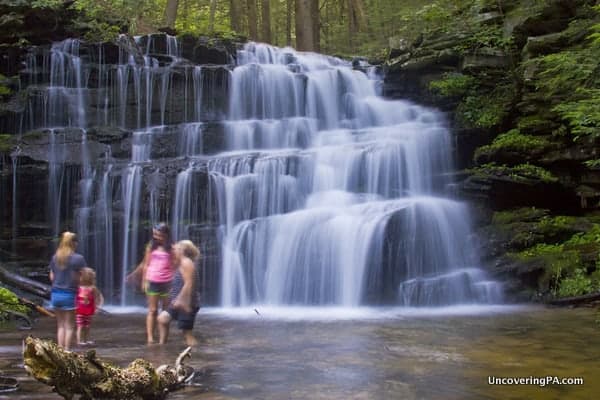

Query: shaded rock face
<box><xmin>2</xmin><ymin>24</ymin><xmax>506</xmax><ymax>308</ymax></box>
<box><xmin>383</xmin><ymin>0</ymin><xmax>600</xmax><ymax>299</ymax></box>
<box><xmin>0</xmin><ymin>32</ymin><xmax>241</xmax><ymax>303</ymax></box>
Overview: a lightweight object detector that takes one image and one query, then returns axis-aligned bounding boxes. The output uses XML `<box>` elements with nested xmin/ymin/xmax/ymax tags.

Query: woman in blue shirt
<box><xmin>49</xmin><ymin>231</ymin><xmax>86</xmax><ymax>350</ymax></box>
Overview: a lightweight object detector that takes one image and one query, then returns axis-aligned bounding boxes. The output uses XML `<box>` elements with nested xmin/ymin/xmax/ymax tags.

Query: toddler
<box><xmin>76</xmin><ymin>267</ymin><xmax>104</xmax><ymax>346</ymax></box>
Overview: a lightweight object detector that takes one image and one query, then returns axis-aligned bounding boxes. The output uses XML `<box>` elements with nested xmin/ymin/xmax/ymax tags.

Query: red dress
<box><xmin>76</xmin><ymin>286</ymin><xmax>96</xmax><ymax>316</ymax></box>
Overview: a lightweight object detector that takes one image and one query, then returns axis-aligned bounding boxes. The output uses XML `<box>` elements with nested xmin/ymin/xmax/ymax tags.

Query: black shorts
<box><xmin>146</xmin><ymin>281</ymin><xmax>170</xmax><ymax>297</ymax></box>
<box><xmin>167</xmin><ymin>306</ymin><xmax>199</xmax><ymax>330</ymax></box>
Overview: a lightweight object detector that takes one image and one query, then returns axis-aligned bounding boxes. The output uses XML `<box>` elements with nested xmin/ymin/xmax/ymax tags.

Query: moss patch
<box><xmin>511</xmin><ymin>223</ymin><xmax>600</xmax><ymax>297</ymax></box>
<box><xmin>474</xmin><ymin>129</ymin><xmax>552</xmax><ymax>161</ymax></box>
<box><xmin>0</xmin><ymin>133</ymin><xmax>14</xmax><ymax>153</ymax></box>
<box><xmin>470</xmin><ymin>162</ymin><xmax>559</xmax><ymax>183</ymax></box>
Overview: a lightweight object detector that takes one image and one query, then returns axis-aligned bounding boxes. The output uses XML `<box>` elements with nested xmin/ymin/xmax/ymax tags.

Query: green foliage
<box><xmin>475</xmin><ymin>129</ymin><xmax>550</xmax><ymax>159</ymax></box>
<box><xmin>584</xmin><ymin>159</ymin><xmax>600</xmax><ymax>169</ymax></box>
<box><xmin>513</xmin><ymin>223</ymin><xmax>600</xmax><ymax>297</ymax></box>
<box><xmin>492</xmin><ymin>207</ymin><xmax>548</xmax><ymax>225</ymax></box>
<box><xmin>0</xmin><ymin>134</ymin><xmax>14</xmax><ymax>153</ymax></box>
<box><xmin>457</xmin><ymin>94</ymin><xmax>504</xmax><ymax>128</ymax></box>
<box><xmin>527</xmin><ymin>16</ymin><xmax>600</xmax><ymax>139</ymax></box>
<box><xmin>537</xmin><ymin>215</ymin><xmax>577</xmax><ymax>232</ymax></box>
<box><xmin>31</xmin><ymin>0</ymin><xmax>63</xmax><ymax>8</ymax></box>
<box><xmin>557</xmin><ymin>268</ymin><xmax>595</xmax><ymax>297</ymax></box>
<box><xmin>564</xmin><ymin>224</ymin><xmax>600</xmax><ymax>246</ymax></box>
<box><xmin>470</xmin><ymin>162</ymin><xmax>559</xmax><ymax>183</ymax></box>
<box><xmin>455</xmin><ymin>24</ymin><xmax>513</xmax><ymax>53</ymax></box>
<box><xmin>552</xmin><ymin>89</ymin><xmax>600</xmax><ymax>138</ymax></box>
<box><xmin>0</xmin><ymin>287</ymin><xmax>29</xmax><ymax>323</ymax></box>
<box><xmin>429</xmin><ymin>72</ymin><xmax>475</xmax><ymax>97</ymax></box>
<box><xmin>532</xmin><ymin>50</ymin><xmax>596</xmax><ymax>97</ymax></box>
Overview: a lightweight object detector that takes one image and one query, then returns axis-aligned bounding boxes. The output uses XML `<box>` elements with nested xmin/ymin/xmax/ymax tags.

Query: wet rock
<box><xmin>388</xmin><ymin>36</ymin><xmax>411</xmax><ymax>58</ymax></box>
<box><xmin>460</xmin><ymin>172</ymin><xmax>579</xmax><ymax>212</ymax></box>
<box><xmin>461</xmin><ymin>48</ymin><xmax>510</xmax><ymax>72</ymax></box>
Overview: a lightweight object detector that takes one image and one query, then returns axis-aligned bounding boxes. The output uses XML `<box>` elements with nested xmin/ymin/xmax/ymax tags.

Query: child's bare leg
<box><xmin>182</xmin><ymin>330</ymin><xmax>197</xmax><ymax>347</ymax></box>
<box><xmin>76</xmin><ymin>324</ymin><xmax>83</xmax><ymax>344</ymax></box>
<box><xmin>157</xmin><ymin>311</ymin><xmax>171</xmax><ymax>344</ymax></box>
<box><xmin>146</xmin><ymin>294</ymin><xmax>159</xmax><ymax>344</ymax></box>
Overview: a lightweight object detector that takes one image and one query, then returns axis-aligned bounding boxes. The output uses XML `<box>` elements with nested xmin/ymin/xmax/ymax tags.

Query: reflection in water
<box><xmin>1</xmin><ymin>306</ymin><xmax>598</xmax><ymax>399</ymax></box>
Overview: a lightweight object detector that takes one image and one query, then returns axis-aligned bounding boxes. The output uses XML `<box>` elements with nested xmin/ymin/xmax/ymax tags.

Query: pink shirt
<box><xmin>145</xmin><ymin>249</ymin><xmax>173</xmax><ymax>283</ymax></box>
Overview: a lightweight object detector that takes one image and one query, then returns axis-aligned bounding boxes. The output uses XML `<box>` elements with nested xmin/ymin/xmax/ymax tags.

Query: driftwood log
<box><xmin>0</xmin><ymin>265</ymin><xmax>51</xmax><ymax>298</ymax></box>
<box><xmin>23</xmin><ymin>337</ymin><xmax>194</xmax><ymax>400</ymax></box>
<box><xmin>547</xmin><ymin>291</ymin><xmax>600</xmax><ymax>306</ymax></box>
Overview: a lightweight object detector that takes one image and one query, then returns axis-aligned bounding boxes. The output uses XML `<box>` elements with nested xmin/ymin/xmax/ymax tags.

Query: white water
<box><xmin>27</xmin><ymin>36</ymin><xmax>502</xmax><ymax>306</ymax></box>
<box><xmin>211</xmin><ymin>43</ymin><xmax>502</xmax><ymax>306</ymax></box>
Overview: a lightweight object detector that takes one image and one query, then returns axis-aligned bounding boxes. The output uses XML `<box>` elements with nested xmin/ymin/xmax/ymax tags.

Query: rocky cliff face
<box><xmin>383</xmin><ymin>0</ymin><xmax>600</xmax><ymax>300</ymax></box>
<box><xmin>3</xmin><ymin>0</ymin><xmax>599</xmax><ymax>303</ymax></box>
<box><xmin>0</xmin><ymin>23</ymin><xmax>240</xmax><ymax>303</ymax></box>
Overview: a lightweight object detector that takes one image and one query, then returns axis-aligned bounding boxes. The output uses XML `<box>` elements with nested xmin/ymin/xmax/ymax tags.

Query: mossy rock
<box><xmin>469</xmin><ymin>162</ymin><xmax>559</xmax><ymax>183</ymax></box>
<box><xmin>0</xmin><ymin>133</ymin><xmax>15</xmax><ymax>154</ymax></box>
<box><xmin>474</xmin><ymin>129</ymin><xmax>557</xmax><ymax>165</ymax></box>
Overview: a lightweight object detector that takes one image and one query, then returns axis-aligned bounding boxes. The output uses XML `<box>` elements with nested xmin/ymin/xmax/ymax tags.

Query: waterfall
<box><xmin>213</xmin><ymin>43</ymin><xmax>502</xmax><ymax>306</ymax></box>
<box><xmin>12</xmin><ymin>35</ymin><xmax>502</xmax><ymax>306</ymax></box>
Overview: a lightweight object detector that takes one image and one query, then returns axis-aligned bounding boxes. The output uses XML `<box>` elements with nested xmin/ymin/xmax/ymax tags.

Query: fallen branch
<box><xmin>547</xmin><ymin>291</ymin><xmax>600</xmax><ymax>307</ymax></box>
<box><xmin>18</xmin><ymin>296</ymin><xmax>55</xmax><ymax>317</ymax></box>
<box><xmin>0</xmin><ymin>265</ymin><xmax>51</xmax><ymax>299</ymax></box>
<box><xmin>23</xmin><ymin>337</ymin><xmax>194</xmax><ymax>400</ymax></box>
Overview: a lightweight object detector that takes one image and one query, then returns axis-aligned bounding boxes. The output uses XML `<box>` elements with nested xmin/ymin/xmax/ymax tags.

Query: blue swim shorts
<box><xmin>50</xmin><ymin>288</ymin><xmax>76</xmax><ymax>311</ymax></box>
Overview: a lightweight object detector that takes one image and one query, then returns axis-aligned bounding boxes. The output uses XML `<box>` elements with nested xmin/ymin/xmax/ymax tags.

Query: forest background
<box><xmin>24</xmin><ymin>0</ymin><xmax>438</xmax><ymax>58</ymax></box>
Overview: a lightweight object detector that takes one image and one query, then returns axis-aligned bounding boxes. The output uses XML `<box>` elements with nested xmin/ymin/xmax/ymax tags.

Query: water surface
<box><xmin>0</xmin><ymin>305</ymin><xmax>597</xmax><ymax>399</ymax></box>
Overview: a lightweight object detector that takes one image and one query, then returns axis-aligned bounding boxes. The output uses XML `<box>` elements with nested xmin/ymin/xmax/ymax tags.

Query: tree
<box><xmin>261</xmin><ymin>0</ymin><xmax>272</xmax><ymax>43</ymax></box>
<box><xmin>208</xmin><ymin>0</ymin><xmax>218</xmax><ymax>34</ymax></box>
<box><xmin>295</xmin><ymin>0</ymin><xmax>319</xmax><ymax>51</ymax></box>
<box><xmin>347</xmin><ymin>0</ymin><xmax>366</xmax><ymax>48</ymax></box>
<box><xmin>247</xmin><ymin>0</ymin><xmax>259</xmax><ymax>40</ymax></box>
<box><xmin>164</xmin><ymin>0</ymin><xmax>180</xmax><ymax>29</ymax></box>
<box><xmin>230</xmin><ymin>0</ymin><xmax>243</xmax><ymax>33</ymax></box>
<box><xmin>286</xmin><ymin>0</ymin><xmax>292</xmax><ymax>46</ymax></box>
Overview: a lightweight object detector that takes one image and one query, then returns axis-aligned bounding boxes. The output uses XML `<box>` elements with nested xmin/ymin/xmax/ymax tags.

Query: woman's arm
<box><xmin>173</xmin><ymin>258</ymin><xmax>195</xmax><ymax>312</ymax></box>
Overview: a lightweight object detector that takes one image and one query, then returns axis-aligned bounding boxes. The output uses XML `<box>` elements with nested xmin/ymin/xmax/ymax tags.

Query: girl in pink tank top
<box><xmin>140</xmin><ymin>223</ymin><xmax>174</xmax><ymax>344</ymax></box>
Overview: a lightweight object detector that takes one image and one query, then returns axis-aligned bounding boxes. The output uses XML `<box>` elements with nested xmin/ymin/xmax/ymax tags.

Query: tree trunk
<box><xmin>164</xmin><ymin>0</ymin><xmax>180</xmax><ymax>29</ymax></box>
<box><xmin>247</xmin><ymin>0</ymin><xmax>259</xmax><ymax>40</ymax></box>
<box><xmin>23</xmin><ymin>337</ymin><xmax>194</xmax><ymax>400</ymax></box>
<box><xmin>295</xmin><ymin>0</ymin><xmax>318</xmax><ymax>51</ymax></box>
<box><xmin>182</xmin><ymin>0</ymin><xmax>189</xmax><ymax>31</ymax></box>
<box><xmin>261</xmin><ymin>0</ymin><xmax>272</xmax><ymax>43</ymax></box>
<box><xmin>230</xmin><ymin>0</ymin><xmax>242</xmax><ymax>32</ymax></box>
<box><xmin>286</xmin><ymin>0</ymin><xmax>292</xmax><ymax>46</ymax></box>
<box><xmin>347</xmin><ymin>0</ymin><xmax>366</xmax><ymax>49</ymax></box>
<box><xmin>310</xmin><ymin>0</ymin><xmax>319</xmax><ymax>52</ymax></box>
<box><xmin>208</xmin><ymin>0</ymin><xmax>218</xmax><ymax>34</ymax></box>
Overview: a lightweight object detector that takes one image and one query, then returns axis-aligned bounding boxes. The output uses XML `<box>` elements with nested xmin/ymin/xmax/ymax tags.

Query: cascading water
<box><xmin>12</xmin><ymin>34</ymin><xmax>502</xmax><ymax>307</ymax></box>
<box><xmin>212</xmin><ymin>43</ymin><xmax>502</xmax><ymax>306</ymax></box>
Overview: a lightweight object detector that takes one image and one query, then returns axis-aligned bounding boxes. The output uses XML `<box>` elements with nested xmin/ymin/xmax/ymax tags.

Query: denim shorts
<box><xmin>146</xmin><ymin>281</ymin><xmax>171</xmax><ymax>297</ymax></box>
<box><xmin>50</xmin><ymin>288</ymin><xmax>76</xmax><ymax>311</ymax></box>
<box><xmin>167</xmin><ymin>306</ymin><xmax>199</xmax><ymax>330</ymax></box>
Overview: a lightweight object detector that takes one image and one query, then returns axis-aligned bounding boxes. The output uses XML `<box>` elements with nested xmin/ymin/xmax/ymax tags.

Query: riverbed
<box><xmin>1</xmin><ymin>305</ymin><xmax>597</xmax><ymax>399</ymax></box>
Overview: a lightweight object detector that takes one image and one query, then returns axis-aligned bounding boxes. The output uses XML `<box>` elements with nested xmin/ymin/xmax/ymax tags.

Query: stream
<box><xmin>1</xmin><ymin>305</ymin><xmax>598</xmax><ymax>399</ymax></box>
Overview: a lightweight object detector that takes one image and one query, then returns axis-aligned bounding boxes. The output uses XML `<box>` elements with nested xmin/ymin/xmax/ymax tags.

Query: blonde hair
<box><xmin>56</xmin><ymin>231</ymin><xmax>78</xmax><ymax>269</ymax></box>
<box><xmin>80</xmin><ymin>267</ymin><xmax>96</xmax><ymax>286</ymax></box>
<box><xmin>177</xmin><ymin>240</ymin><xmax>200</xmax><ymax>261</ymax></box>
